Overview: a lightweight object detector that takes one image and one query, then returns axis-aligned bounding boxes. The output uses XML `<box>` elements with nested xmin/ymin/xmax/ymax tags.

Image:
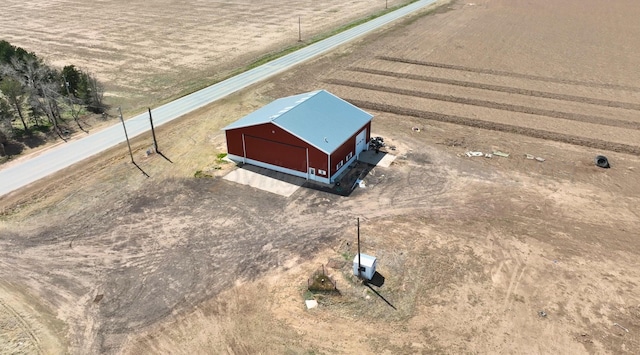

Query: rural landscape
<box><xmin>2</xmin><ymin>0</ymin><xmax>640</xmax><ymax>354</ymax></box>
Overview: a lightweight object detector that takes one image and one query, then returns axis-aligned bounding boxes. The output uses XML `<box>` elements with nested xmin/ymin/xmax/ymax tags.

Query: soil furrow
<box><xmin>377</xmin><ymin>56</ymin><xmax>640</xmax><ymax>93</ymax></box>
<box><xmin>349</xmin><ymin>67</ymin><xmax>640</xmax><ymax>111</ymax></box>
<box><xmin>327</xmin><ymin>79</ymin><xmax>640</xmax><ymax>130</ymax></box>
<box><xmin>346</xmin><ymin>99</ymin><xmax>640</xmax><ymax>155</ymax></box>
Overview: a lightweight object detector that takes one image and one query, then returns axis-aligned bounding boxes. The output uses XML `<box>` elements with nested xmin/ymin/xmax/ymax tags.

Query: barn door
<box><xmin>355</xmin><ymin>128</ymin><xmax>367</xmax><ymax>156</ymax></box>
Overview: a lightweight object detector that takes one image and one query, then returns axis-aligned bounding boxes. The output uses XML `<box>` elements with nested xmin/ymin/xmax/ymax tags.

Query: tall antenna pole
<box><xmin>148</xmin><ymin>108</ymin><xmax>158</xmax><ymax>153</ymax></box>
<box><xmin>357</xmin><ymin>217</ymin><xmax>362</xmax><ymax>279</ymax></box>
<box><xmin>118</xmin><ymin>107</ymin><xmax>135</xmax><ymax>164</ymax></box>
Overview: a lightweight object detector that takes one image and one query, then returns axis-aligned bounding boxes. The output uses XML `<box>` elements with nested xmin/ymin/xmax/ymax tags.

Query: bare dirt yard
<box><xmin>2</xmin><ymin>0</ymin><xmax>640</xmax><ymax>354</ymax></box>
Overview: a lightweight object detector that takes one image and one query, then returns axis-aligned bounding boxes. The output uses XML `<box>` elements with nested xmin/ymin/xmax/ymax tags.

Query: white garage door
<box><xmin>355</xmin><ymin>128</ymin><xmax>367</xmax><ymax>155</ymax></box>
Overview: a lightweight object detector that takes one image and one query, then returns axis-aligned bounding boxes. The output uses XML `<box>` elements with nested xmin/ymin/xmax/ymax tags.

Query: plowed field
<box><xmin>1</xmin><ymin>0</ymin><xmax>408</xmax><ymax>111</ymax></box>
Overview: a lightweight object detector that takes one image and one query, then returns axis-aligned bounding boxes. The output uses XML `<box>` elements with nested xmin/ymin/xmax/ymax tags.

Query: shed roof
<box><xmin>223</xmin><ymin>90</ymin><xmax>373</xmax><ymax>154</ymax></box>
<box><xmin>353</xmin><ymin>253</ymin><xmax>377</xmax><ymax>268</ymax></box>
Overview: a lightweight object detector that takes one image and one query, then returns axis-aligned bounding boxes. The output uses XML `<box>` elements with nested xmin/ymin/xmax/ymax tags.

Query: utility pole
<box><xmin>357</xmin><ymin>217</ymin><xmax>362</xmax><ymax>279</ymax></box>
<box><xmin>298</xmin><ymin>16</ymin><xmax>302</xmax><ymax>42</ymax></box>
<box><xmin>148</xmin><ymin>108</ymin><xmax>158</xmax><ymax>153</ymax></box>
<box><xmin>118</xmin><ymin>107</ymin><xmax>135</xmax><ymax>164</ymax></box>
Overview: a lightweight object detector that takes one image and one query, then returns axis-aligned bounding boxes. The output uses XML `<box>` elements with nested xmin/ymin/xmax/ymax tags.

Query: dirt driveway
<box><xmin>2</xmin><ymin>0</ymin><xmax>640</xmax><ymax>354</ymax></box>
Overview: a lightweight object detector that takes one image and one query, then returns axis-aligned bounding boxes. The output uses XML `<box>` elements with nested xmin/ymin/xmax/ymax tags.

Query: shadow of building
<box><xmin>366</xmin><ymin>271</ymin><xmax>385</xmax><ymax>287</ymax></box>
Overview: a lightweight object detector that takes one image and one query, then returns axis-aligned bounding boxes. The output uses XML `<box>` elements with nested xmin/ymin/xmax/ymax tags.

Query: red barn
<box><xmin>223</xmin><ymin>90</ymin><xmax>373</xmax><ymax>184</ymax></box>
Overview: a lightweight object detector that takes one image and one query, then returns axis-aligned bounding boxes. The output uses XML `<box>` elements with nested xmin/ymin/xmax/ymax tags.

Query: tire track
<box><xmin>349</xmin><ymin>67</ymin><xmax>640</xmax><ymax>111</ymax></box>
<box><xmin>345</xmin><ymin>99</ymin><xmax>640</xmax><ymax>155</ymax></box>
<box><xmin>326</xmin><ymin>79</ymin><xmax>640</xmax><ymax>130</ymax></box>
<box><xmin>503</xmin><ymin>264</ymin><xmax>526</xmax><ymax>312</ymax></box>
<box><xmin>0</xmin><ymin>298</ymin><xmax>43</xmax><ymax>355</ymax></box>
<box><xmin>377</xmin><ymin>56</ymin><xmax>640</xmax><ymax>93</ymax></box>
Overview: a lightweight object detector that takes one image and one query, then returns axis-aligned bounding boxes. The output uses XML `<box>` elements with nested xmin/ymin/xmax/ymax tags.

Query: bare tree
<box><xmin>0</xmin><ymin>97</ymin><xmax>13</xmax><ymax>156</ymax></box>
<box><xmin>0</xmin><ymin>77</ymin><xmax>29</xmax><ymax>132</ymax></box>
<box><xmin>63</xmin><ymin>74</ymin><xmax>86</xmax><ymax>132</ymax></box>
<box><xmin>36</xmin><ymin>81</ymin><xmax>66</xmax><ymax>140</ymax></box>
<box><xmin>13</xmin><ymin>57</ymin><xmax>68</xmax><ymax>138</ymax></box>
<box><xmin>2</xmin><ymin>44</ymin><xmax>106</xmax><ymax>142</ymax></box>
<box><xmin>86</xmin><ymin>72</ymin><xmax>106</xmax><ymax>113</ymax></box>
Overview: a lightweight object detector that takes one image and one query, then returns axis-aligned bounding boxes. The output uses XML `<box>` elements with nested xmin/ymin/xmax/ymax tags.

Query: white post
<box><xmin>327</xmin><ymin>155</ymin><xmax>331</xmax><ymax>183</ymax></box>
<box><xmin>241</xmin><ymin>134</ymin><xmax>247</xmax><ymax>164</ymax></box>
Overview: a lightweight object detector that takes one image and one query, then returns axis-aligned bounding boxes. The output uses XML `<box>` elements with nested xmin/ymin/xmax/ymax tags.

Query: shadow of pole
<box><xmin>364</xmin><ymin>282</ymin><xmax>396</xmax><ymax>310</ymax></box>
<box><xmin>157</xmin><ymin>151</ymin><xmax>173</xmax><ymax>163</ymax></box>
<box><xmin>132</xmin><ymin>161</ymin><xmax>150</xmax><ymax>178</ymax></box>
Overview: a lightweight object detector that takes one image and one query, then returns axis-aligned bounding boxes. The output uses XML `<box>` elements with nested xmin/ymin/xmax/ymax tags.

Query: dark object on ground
<box><xmin>595</xmin><ymin>155</ymin><xmax>610</xmax><ymax>168</ymax></box>
<box><xmin>369</xmin><ymin>136</ymin><xmax>385</xmax><ymax>150</ymax></box>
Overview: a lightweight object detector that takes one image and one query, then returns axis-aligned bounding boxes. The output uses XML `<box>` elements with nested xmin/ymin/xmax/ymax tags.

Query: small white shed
<box><xmin>353</xmin><ymin>253</ymin><xmax>377</xmax><ymax>280</ymax></box>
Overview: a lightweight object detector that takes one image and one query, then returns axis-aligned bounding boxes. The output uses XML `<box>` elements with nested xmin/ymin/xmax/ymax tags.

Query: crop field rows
<box><xmin>324</xmin><ymin>56</ymin><xmax>640</xmax><ymax>155</ymax></box>
<box><xmin>2</xmin><ymin>0</ymin><xmax>406</xmax><ymax>108</ymax></box>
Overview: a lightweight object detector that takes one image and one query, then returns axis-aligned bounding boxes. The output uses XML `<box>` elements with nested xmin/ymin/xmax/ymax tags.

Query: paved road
<box><xmin>0</xmin><ymin>0</ymin><xmax>438</xmax><ymax>197</ymax></box>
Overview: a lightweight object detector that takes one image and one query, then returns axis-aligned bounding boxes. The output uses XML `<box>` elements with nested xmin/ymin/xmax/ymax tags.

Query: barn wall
<box><xmin>225</xmin><ymin>130</ymin><xmax>245</xmax><ymax>157</ymax></box>
<box><xmin>329</xmin><ymin>122</ymin><xmax>371</xmax><ymax>177</ymax></box>
<box><xmin>307</xmin><ymin>147</ymin><xmax>328</xmax><ymax>178</ymax></box>
<box><xmin>244</xmin><ymin>135</ymin><xmax>307</xmax><ymax>171</ymax></box>
<box><xmin>227</xmin><ymin>122</ymin><xmax>308</xmax><ymax>151</ymax></box>
<box><xmin>226</xmin><ymin>122</ymin><xmax>330</xmax><ymax>174</ymax></box>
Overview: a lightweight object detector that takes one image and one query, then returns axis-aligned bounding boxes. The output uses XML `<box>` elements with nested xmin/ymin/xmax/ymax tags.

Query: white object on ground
<box><xmin>305</xmin><ymin>300</ymin><xmax>318</xmax><ymax>309</ymax></box>
<box><xmin>492</xmin><ymin>151</ymin><xmax>510</xmax><ymax>158</ymax></box>
<box><xmin>614</xmin><ymin>323</ymin><xmax>629</xmax><ymax>333</ymax></box>
<box><xmin>466</xmin><ymin>151</ymin><xmax>483</xmax><ymax>157</ymax></box>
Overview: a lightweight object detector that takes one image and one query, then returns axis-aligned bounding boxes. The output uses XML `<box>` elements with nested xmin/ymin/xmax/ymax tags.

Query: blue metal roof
<box><xmin>223</xmin><ymin>90</ymin><xmax>373</xmax><ymax>154</ymax></box>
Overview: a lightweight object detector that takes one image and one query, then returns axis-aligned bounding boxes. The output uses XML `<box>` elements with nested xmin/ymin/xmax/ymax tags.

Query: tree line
<box><xmin>0</xmin><ymin>39</ymin><xmax>106</xmax><ymax>156</ymax></box>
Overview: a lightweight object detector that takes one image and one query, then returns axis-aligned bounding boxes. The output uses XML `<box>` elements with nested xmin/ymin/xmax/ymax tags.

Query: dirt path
<box><xmin>0</xmin><ymin>281</ymin><xmax>66</xmax><ymax>354</ymax></box>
